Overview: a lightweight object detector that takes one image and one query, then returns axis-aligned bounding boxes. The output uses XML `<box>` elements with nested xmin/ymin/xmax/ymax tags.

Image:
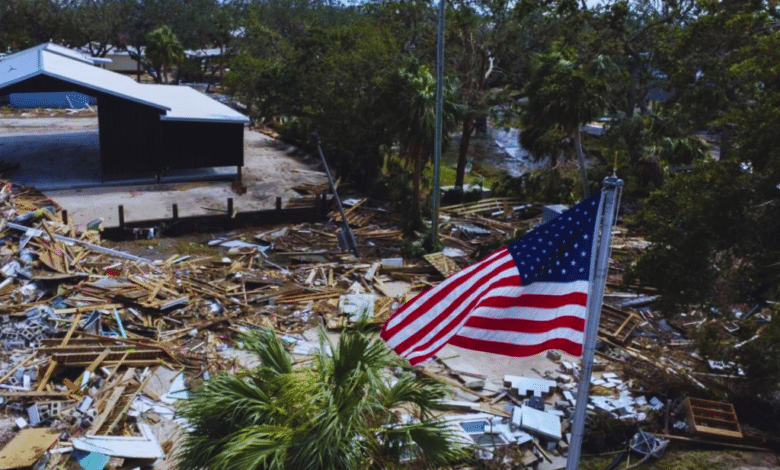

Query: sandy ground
<box><xmin>0</xmin><ymin>115</ymin><xmax>328</xmax><ymax>230</ymax></box>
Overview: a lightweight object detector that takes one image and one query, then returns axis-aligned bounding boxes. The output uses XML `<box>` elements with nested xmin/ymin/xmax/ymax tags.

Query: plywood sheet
<box><xmin>0</xmin><ymin>428</ymin><xmax>60</xmax><ymax>469</ymax></box>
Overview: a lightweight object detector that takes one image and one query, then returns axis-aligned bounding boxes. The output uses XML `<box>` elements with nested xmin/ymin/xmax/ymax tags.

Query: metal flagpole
<box><xmin>430</xmin><ymin>0</ymin><xmax>445</xmax><ymax>249</ymax></box>
<box><xmin>565</xmin><ymin>175</ymin><xmax>623</xmax><ymax>470</ymax></box>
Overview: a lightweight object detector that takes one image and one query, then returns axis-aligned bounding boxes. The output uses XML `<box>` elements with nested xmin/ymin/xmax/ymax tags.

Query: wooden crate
<box><xmin>683</xmin><ymin>397</ymin><xmax>743</xmax><ymax>440</ymax></box>
<box><xmin>600</xmin><ymin>304</ymin><xmax>641</xmax><ymax>344</ymax></box>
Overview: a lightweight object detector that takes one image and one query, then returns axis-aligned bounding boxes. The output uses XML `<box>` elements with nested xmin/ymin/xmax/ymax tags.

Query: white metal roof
<box><xmin>0</xmin><ymin>43</ymin><xmax>249</xmax><ymax>123</ymax></box>
<box><xmin>1</xmin><ymin>43</ymin><xmax>98</xmax><ymax>65</ymax></box>
<box><xmin>144</xmin><ymin>85</ymin><xmax>249</xmax><ymax>123</ymax></box>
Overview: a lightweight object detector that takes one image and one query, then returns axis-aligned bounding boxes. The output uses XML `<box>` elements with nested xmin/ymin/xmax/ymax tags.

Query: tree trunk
<box><xmin>219</xmin><ymin>44</ymin><xmax>224</xmax><ymax>80</ymax></box>
<box><xmin>456</xmin><ymin>113</ymin><xmax>475</xmax><ymax>189</ymax></box>
<box><xmin>574</xmin><ymin>127</ymin><xmax>590</xmax><ymax>197</ymax></box>
<box><xmin>412</xmin><ymin>144</ymin><xmax>422</xmax><ymax>230</ymax></box>
<box><xmin>136</xmin><ymin>50</ymin><xmax>142</xmax><ymax>83</ymax></box>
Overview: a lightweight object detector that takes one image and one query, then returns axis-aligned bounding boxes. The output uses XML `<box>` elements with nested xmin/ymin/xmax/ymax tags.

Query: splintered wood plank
<box><xmin>60</xmin><ymin>312</ymin><xmax>82</xmax><ymax>347</ymax></box>
<box><xmin>38</xmin><ymin>244</ymin><xmax>67</xmax><ymax>273</ymax></box>
<box><xmin>276</xmin><ymin>290</ymin><xmax>341</xmax><ymax>304</ymax></box>
<box><xmin>0</xmin><ymin>351</ymin><xmax>37</xmax><ymax>385</ymax></box>
<box><xmin>86</xmin><ymin>348</ymin><xmax>112</xmax><ymax>373</ymax></box>
<box><xmin>88</xmin><ymin>368</ymin><xmax>136</xmax><ymax>435</ymax></box>
<box><xmin>99</xmin><ymin>369</ymin><xmax>151</xmax><ymax>435</ymax></box>
<box><xmin>146</xmin><ymin>278</ymin><xmax>166</xmax><ymax>303</ymax></box>
<box><xmin>423</xmin><ymin>252</ymin><xmax>460</xmax><ymax>277</ymax></box>
<box><xmin>36</xmin><ymin>360</ymin><xmax>58</xmax><ymax>392</ymax></box>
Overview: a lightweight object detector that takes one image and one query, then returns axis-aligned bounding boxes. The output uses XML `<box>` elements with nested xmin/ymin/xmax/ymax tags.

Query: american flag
<box><xmin>381</xmin><ymin>193</ymin><xmax>603</xmax><ymax>365</ymax></box>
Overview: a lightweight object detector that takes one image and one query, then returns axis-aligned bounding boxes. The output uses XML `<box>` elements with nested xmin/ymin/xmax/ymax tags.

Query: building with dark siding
<box><xmin>0</xmin><ymin>43</ymin><xmax>249</xmax><ymax>179</ymax></box>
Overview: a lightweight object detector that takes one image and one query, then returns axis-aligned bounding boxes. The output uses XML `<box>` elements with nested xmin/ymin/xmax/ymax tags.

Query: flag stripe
<box><xmin>388</xmin><ymin>278</ymin><xmax>588</xmax><ymax>360</ymax></box>
<box><xmin>398</xmin><ymin>302</ymin><xmax>587</xmax><ymax>363</ymax></box>
<box><xmin>467</xmin><ymin>297</ymin><xmax>588</xmax><ymax>322</ymax></box>
<box><xmin>443</xmin><ymin>336</ymin><xmax>584</xmax><ymax>365</ymax></box>
<box><xmin>463</xmin><ymin>315</ymin><xmax>585</xmax><ymax>334</ymax></box>
<box><xmin>476</xmin><ymin>290</ymin><xmax>588</xmax><ymax>310</ymax></box>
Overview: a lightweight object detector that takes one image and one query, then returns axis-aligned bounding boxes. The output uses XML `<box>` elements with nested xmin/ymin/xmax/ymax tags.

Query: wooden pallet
<box><xmin>441</xmin><ymin>197</ymin><xmax>522</xmax><ymax>217</ymax></box>
<box><xmin>600</xmin><ymin>304</ymin><xmax>642</xmax><ymax>344</ymax></box>
<box><xmin>683</xmin><ymin>397</ymin><xmax>743</xmax><ymax>440</ymax></box>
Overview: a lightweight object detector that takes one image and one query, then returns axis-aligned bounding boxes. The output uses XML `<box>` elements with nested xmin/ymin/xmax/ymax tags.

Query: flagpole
<box><xmin>565</xmin><ymin>175</ymin><xmax>623</xmax><ymax>470</ymax></box>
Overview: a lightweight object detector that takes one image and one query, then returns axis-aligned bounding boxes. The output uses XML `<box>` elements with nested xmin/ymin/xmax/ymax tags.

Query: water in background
<box><xmin>445</xmin><ymin>123</ymin><xmax>547</xmax><ymax>178</ymax></box>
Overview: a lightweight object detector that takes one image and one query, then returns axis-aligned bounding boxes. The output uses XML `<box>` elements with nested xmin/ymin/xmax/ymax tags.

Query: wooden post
<box><xmin>237</xmin><ymin>166</ymin><xmax>243</xmax><ymax>183</ymax></box>
<box><xmin>275</xmin><ymin>197</ymin><xmax>282</xmax><ymax>211</ymax></box>
<box><xmin>227</xmin><ymin>198</ymin><xmax>234</xmax><ymax>218</ymax></box>
<box><xmin>61</xmin><ymin>210</ymin><xmax>68</xmax><ymax>225</ymax></box>
<box><xmin>172</xmin><ymin>204</ymin><xmax>178</xmax><ymax>221</ymax></box>
<box><xmin>118</xmin><ymin>205</ymin><xmax>124</xmax><ymax>230</ymax></box>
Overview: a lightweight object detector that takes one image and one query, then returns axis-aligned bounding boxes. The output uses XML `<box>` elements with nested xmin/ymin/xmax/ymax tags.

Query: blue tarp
<box><xmin>9</xmin><ymin>92</ymin><xmax>96</xmax><ymax>108</ymax></box>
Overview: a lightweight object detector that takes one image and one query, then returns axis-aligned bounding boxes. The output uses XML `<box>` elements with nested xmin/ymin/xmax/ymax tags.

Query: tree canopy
<box><xmin>176</xmin><ymin>328</ymin><xmax>465</xmax><ymax>469</ymax></box>
<box><xmin>1</xmin><ymin>0</ymin><xmax>779</xmax><ymax>363</ymax></box>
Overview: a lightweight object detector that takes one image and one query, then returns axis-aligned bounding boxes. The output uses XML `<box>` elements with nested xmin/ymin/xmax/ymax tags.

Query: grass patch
<box><xmin>175</xmin><ymin>240</ymin><xmax>220</xmax><ymax>256</ymax></box>
<box><xmin>581</xmin><ymin>448</ymin><xmax>762</xmax><ymax>470</ymax></box>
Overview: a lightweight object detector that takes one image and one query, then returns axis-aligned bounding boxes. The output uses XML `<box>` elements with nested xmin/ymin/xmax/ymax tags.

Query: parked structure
<box><xmin>0</xmin><ymin>43</ymin><xmax>249</xmax><ymax>179</ymax></box>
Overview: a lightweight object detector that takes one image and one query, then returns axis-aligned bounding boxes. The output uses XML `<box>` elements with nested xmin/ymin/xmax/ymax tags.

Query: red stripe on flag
<box><xmin>440</xmin><ymin>336</ymin><xmax>584</xmax><ymax>364</ymax></box>
<box><xmin>463</xmin><ymin>315</ymin><xmax>586</xmax><ymax>334</ymax></box>
<box><xmin>477</xmin><ymin>291</ymin><xmax>588</xmax><ymax>310</ymax></box>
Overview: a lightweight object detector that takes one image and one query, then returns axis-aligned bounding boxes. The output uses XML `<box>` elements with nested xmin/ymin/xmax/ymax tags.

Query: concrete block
<box><xmin>519</xmin><ymin>405</ymin><xmax>562</xmax><ymax>441</ymax></box>
<box><xmin>504</xmin><ymin>375</ymin><xmax>557</xmax><ymax>397</ymax></box>
<box><xmin>512</xmin><ymin>405</ymin><xmax>522</xmax><ymax>427</ymax></box>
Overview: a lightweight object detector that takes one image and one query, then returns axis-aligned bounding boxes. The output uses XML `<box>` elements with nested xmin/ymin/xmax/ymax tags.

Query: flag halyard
<box><xmin>381</xmin><ymin>193</ymin><xmax>603</xmax><ymax>365</ymax></box>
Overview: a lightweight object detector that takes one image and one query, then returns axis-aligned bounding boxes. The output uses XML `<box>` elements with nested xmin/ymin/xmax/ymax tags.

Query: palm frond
<box><xmin>379</xmin><ymin>373</ymin><xmax>450</xmax><ymax>418</ymax></box>
<box><xmin>210</xmin><ymin>425</ymin><xmax>295</xmax><ymax>470</ymax></box>
<box><xmin>238</xmin><ymin>329</ymin><xmax>293</xmax><ymax>375</ymax></box>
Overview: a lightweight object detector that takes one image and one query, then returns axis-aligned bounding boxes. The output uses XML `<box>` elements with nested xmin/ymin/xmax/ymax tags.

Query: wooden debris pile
<box><xmin>0</xmin><ymin>186</ymin><xmax>546</xmax><ymax>468</ymax></box>
<box><xmin>0</xmin><ymin>183</ymin><xmax>765</xmax><ymax>467</ymax></box>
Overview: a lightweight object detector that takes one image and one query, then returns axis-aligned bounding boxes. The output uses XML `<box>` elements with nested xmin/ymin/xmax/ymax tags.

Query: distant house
<box><xmin>0</xmin><ymin>43</ymin><xmax>249</xmax><ymax>178</ymax></box>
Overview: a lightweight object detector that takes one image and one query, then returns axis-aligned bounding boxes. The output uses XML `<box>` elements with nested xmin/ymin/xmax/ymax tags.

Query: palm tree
<box><xmin>519</xmin><ymin>52</ymin><xmax>607</xmax><ymax>197</ymax></box>
<box><xmin>175</xmin><ymin>327</ymin><xmax>466</xmax><ymax>469</ymax></box>
<box><xmin>385</xmin><ymin>63</ymin><xmax>464</xmax><ymax>232</ymax></box>
<box><xmin>145</xmin><ymin>26</ymin><xmax>185</xmax><ymax>84</ymax></box>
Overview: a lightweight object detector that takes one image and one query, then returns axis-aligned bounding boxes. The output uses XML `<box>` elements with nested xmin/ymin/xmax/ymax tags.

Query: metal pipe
<box><xmin>310</xmin><ymin>133</ymin><xmax>359</xmax><ymax>258</ymax></box>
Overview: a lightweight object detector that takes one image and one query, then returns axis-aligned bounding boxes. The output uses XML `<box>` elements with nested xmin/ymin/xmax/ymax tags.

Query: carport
<box><xmin>0</xmin><ymin>43</ymin><xmax>249</xmax><ymax>180</ymax></box>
